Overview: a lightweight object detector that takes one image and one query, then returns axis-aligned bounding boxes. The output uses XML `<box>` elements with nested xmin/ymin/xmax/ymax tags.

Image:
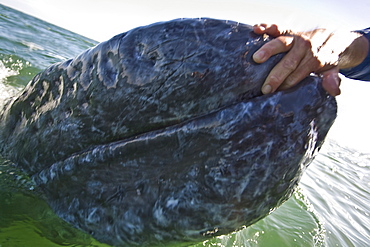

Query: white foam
<box><xmin>0</xmin><ymin>60</ymin><xmax>19</xmax><ymax>82</ymax></box>
<box><xmin>0</xmin><ymin>60</ymin><xmax>21</xmax><ymax>104</ymax></box>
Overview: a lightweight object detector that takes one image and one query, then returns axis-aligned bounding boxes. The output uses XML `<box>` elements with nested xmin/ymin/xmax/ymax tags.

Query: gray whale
<box><xmin>0</xmin><ymin>18</ymin><xmax>337</xmax><ymax>246</ymax></box>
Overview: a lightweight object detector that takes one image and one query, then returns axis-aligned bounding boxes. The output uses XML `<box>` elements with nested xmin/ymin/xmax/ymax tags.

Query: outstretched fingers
<box><xmin>252</xmin><ymin>24</ymin><xmax>348</xmax><ymax>96</ymax></box>
<box><xmin>255</xmin><ymin>35</ymin><xmax>317</xmax><ymax>94</ymax></box>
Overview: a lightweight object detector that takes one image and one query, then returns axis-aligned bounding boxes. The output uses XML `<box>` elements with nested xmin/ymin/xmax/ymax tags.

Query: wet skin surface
<box><xmin>0</xmin><ymin>18</ymin><xmax>337</xmax><ymax>246</ymax></box>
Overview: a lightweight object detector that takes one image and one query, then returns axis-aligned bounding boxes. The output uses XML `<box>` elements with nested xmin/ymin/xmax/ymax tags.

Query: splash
<box><xmin>0</xmin><ymin>60</ymin><xmax>22</xmax><ymax>103</ymax></box>
<box><xmin>0</xmin><ymin>59</ymin><xmax>19</xmax><ymax>82</ymax></box>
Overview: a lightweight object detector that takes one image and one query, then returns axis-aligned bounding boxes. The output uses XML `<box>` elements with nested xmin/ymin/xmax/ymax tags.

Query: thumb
<box><xmin>321</xmin><ymin>67</ymin><xmax>341</xmax><ymax>96</ymax></box>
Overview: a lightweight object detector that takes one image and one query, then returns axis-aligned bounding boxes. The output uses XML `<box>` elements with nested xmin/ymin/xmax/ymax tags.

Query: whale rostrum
<box><xmin>0</xmin><ymin>18</ymin><xmax>337</xmax><ymax>246</ymax></box>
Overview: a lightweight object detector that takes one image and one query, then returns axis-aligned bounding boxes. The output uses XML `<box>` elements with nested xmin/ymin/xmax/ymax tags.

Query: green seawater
<box><xmin>0</xmin><ymin>4</ymin><xmax>369</xmax><ymax>247</ymax></box>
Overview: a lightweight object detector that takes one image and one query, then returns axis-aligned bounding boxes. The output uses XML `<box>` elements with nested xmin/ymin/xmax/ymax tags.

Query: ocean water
<box><xmin>0</xmin><ymin>4</ymin><xmax>369</xmax><ymax>247</ymax></box>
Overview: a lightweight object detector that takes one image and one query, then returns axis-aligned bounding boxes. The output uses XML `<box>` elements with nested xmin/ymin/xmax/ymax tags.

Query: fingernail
<box><xmin>262</xmin><ymin>84</ymin><xmax>272</xmax><ymax>94</ymax></box>
<box><xmin>253</xmin><ymin>51</ymin><xmax>265</xmax><ymax>62</ymax></box>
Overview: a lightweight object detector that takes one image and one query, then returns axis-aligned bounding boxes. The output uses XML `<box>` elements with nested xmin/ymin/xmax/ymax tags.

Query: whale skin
<box><xmin>0</xmin><ymin>18</ymin><xmax>337</xmax><ymax>246</ymax></box>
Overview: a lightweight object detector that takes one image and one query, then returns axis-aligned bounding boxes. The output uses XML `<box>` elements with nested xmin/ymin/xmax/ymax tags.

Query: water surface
<box><xmin>0</xmin><ymin>4</ymin><xmax>369</xmax><ymax>247</ymax></box>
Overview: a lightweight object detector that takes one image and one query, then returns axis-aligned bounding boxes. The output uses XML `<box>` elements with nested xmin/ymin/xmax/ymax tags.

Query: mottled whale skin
<box><xmin>0</xmin><ymin>18</ymin><xmax>337</xmax><ymax>246</ymax></box>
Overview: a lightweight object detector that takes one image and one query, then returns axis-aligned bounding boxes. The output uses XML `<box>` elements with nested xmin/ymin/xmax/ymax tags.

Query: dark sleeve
<box><xmin>339</xmin><ymin>27</ymin><xmax>370</xmax><ymax>81</ymax></box>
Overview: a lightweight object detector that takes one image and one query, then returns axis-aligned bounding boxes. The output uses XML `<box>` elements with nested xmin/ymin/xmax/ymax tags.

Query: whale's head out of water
<box><xmin>0</xmin><ymin>18</ymin><xmax>336</xmax><ymax>246</ymax></box>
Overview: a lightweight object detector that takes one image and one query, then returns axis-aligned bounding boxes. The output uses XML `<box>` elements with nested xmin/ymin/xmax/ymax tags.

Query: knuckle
<box><xmin>278</xmin><ymin>36</ymin><xmax>295</xmax><ymax>48</ymax></box>
<box><xmin>301</xmin><ymin>38</ymin><xmax>313</xmax><ymax>49</ymax></box>
<box><xmin>308</xmin><ymin>57</ymin><xmax>322</xmax><ymax>71</ymax></box>
<box><xmin>282</xmin><ymin>58</ymin><xmax>298</xmax><ymax>71</ymax></box>
<box><xmin>270</xmin><ymin>24</ymin><xmax>278</xmax><ymax>33</ymax></box>
<box><xmin>268</xmin><ymin>75</ymin><xmax>283</xmax><ymax>88</ymax></box>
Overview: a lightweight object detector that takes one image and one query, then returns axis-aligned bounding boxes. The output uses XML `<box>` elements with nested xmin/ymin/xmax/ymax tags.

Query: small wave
<box><xmin>21</xmin><ymin>41</ymin><xmax>45</xmax><ymax>51</ymax></box>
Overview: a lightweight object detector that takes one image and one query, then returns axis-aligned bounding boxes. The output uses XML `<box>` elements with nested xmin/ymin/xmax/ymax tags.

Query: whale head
<box><xmin>0</xmin><ymin>18</ymin><xmax>337</xmax><ymax>246</ymax></box>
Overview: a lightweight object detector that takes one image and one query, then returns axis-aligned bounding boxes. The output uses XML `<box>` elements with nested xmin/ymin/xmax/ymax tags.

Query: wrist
<box><xmin>338</xmin><ymin>35</ymin><xmax>369</xmax><ymax>69</ymax></box>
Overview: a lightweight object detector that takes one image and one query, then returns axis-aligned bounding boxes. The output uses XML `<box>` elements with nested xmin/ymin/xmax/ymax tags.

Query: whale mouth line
<box><xmin>32</xmin><ymin>80</ymin><xmax>302</xmax><ymax>186</ymax></box>
<box><xmin>69</xmin><ymin>89</ymin><xmax>269</xmax><ymax>161</ymax></box>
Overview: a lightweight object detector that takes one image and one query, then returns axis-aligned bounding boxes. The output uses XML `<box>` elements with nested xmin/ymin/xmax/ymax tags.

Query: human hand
<box><xmin>253</xmin><ymin>24</ymin><xmax>365</xmax><ymax>96</ymax></box>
